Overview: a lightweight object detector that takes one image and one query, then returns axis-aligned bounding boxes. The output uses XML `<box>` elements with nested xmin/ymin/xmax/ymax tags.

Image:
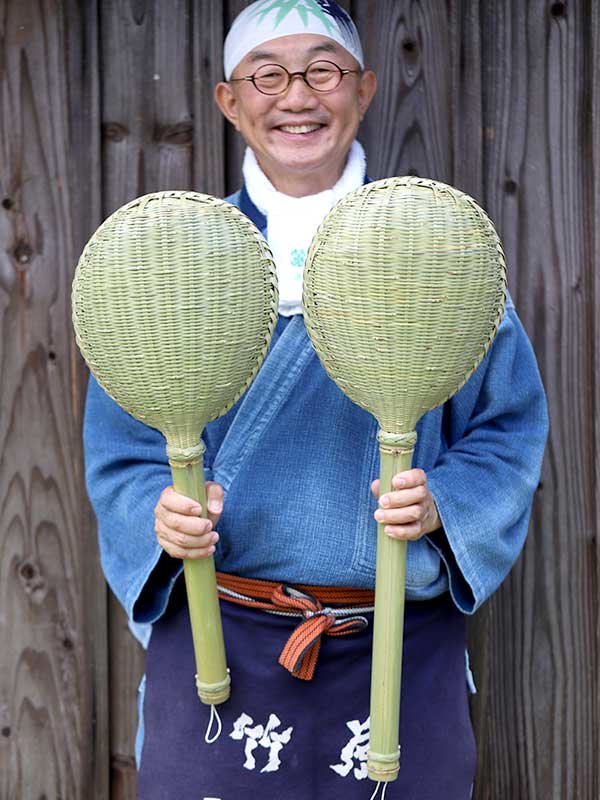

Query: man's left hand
<box><xmin>371</xmin><ymin>469</ymin><xmax>441</xmax><ymax>541</ymax></box>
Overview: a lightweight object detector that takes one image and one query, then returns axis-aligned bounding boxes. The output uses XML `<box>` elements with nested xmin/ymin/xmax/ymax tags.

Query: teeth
<box><xmin>280</xmin><ymin>124</ymin><xmax>321</xmax><ymax>134</ymax></box>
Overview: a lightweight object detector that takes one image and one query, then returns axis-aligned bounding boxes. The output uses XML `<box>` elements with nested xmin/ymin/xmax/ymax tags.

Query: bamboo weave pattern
<box><xmin>303</xmin><ymin>176</ymin><xmax>507</xmax><ymax>433</ymax></box>
<box><xmin>72</xmin><ymin>191</ymin><xmax>278</xmax><ymax>448</ymax></box>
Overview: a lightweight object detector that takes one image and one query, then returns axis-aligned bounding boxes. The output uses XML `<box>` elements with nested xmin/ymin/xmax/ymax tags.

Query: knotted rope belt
<box><xmin>216</xmin><ymin>572</ymin><xmax>375</xmax><ymax>681</ymax></box>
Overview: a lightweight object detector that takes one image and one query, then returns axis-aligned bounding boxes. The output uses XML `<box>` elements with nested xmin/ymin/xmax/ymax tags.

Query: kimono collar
<box><xmin>238</xmin><ymin>165</ymin><xmax>373</xmax><ymax>233</ymax></box>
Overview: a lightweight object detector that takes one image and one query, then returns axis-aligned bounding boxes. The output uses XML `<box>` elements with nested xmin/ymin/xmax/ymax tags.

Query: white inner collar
<box><xmin>243</xmin><ymin>141</ymin><xmax>366</xmax><ymax>316</ymax></box>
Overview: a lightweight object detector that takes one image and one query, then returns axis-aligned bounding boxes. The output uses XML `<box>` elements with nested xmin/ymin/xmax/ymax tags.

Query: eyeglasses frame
<box><xmin>229</xmin><ymin>59</ymin><xmax>361</xmax><ymax>96</ymax></box>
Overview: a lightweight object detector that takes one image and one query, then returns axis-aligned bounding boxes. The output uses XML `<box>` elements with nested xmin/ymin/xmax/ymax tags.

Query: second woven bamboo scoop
<box><xmin>73</xmin><ymin>191</ymin><xmax>278</xmax><ymax>706</ymax></box>
<box><xmin>303</xmin><ymin>176</ymin><xmax>506</xmax><ymax>783</ymax></box>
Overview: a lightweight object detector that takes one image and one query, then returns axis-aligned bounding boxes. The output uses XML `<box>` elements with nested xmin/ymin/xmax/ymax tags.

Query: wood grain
<box><xmin>192</xmin><ymin>0</ymin><xmax>226</xmax><ymax>196</ymax></box>
<box><xmin>593</xmin><ymin>1</ymin><xmax>600</xmax><ymax>795</ymax></box>
<box><xmin>0</xmin><ymin>1</ymin><xmax>108</xmax><ymax>798</ymax></box>
<box><xmin>469</xmin><ymin>1</ymin><xmax>597</xmax><ymax>797</ymax></box>
<box><xmin>355</xmin><ymin>0</ymin><xmax>455</xmax><ymax>182</ymax></box>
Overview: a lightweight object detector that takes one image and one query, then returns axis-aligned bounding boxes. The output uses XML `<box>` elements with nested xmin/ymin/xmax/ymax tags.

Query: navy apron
<box><xmin>138</xmin><ymin>578</ymin><xmax>476</xmax><ymax>800</ymax></box>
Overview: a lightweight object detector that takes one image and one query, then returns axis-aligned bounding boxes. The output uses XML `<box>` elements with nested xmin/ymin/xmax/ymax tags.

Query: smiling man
<box><xmin>83</xmin><ymin>2</ymin><xmax>548</xmax><ymax>798</ymax></box>
<box><xmin>216</xmin><ymin>34</ymin><xmax>375</xmax><ymax>195</ymax></box>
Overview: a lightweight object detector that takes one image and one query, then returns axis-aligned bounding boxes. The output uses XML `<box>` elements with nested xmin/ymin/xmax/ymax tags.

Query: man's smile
<box><xmin>277</xmin><ymin>123</ymin><xmax>324</xmax><ymax>134</ymax></box>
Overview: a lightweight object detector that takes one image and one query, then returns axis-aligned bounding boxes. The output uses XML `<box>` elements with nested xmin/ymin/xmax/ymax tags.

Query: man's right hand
<box><xmin>154</xmin><ymin>482</ymin><xmax>224</xmax><ymax>560</ymax></box>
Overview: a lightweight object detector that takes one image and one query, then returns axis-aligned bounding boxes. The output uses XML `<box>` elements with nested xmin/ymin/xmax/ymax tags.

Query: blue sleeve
<box><xmin>83</xmin><ymin>375</ymin><xmax>189</xmax><ymax>623</ymax></box>
<box><xmin>425</xmin><ymin>299</ymin><xmax>548</xmax><ymax>613</ymax></box>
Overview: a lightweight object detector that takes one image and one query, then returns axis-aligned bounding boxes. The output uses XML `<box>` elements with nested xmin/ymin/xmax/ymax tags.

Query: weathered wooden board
<box><xmin>0</xmin><ymin>1</ymin><xmax>108</xmax><ymax>798</ymax></box>
<box><xmin>593</xmin><ymin>1</ymin><xmax>600</xmax><ymax>797</ymax></box>
<box><xmin>468</xmin><ymin>2</ymin><xmax>597</xmax><ymax>797</ymax></box>
<box><xmin>355</xmin><ymin>0</ymin><xmax>456</xmax><ymax>184</ymax></box>
<box><xmin>192</xmin><ymin>0</ymin><xmax>226</xmax><ymax>196</ymax></box>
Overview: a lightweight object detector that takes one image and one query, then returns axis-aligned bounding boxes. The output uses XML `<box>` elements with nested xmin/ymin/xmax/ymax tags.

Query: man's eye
<box><xmin>308</xmin><ymin>67</ymin><xmax>336</xmax><ymax>81</ymax></box>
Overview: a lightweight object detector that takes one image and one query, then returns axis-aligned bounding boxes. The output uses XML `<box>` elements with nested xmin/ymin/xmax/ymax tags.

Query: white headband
<box><xmin>224</xmin><ymin>0</ymin><xmax>364</xmax><ymax>80</ymax></box>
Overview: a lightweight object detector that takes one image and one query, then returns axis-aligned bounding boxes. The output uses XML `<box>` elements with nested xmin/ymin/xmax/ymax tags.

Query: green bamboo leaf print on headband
<box><xmin>297</xmin><ymin>3</ymin><xmax>309</xmax><ymax>25</ymax></box>
<box><xmin>254</xmin><ymin>0</ymin><xmax>337</xmax><ymax>35</ymax></box>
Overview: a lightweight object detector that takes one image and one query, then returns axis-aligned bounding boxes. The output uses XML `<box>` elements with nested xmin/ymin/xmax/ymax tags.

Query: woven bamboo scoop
<box><xmin>73</xmin><ymin>191</ymin><xmax>278</xmax><ymax>706</ymax></box>
<box><xmin>303</xmin><ymin>176</ymin><xmax>506</xmax><ymax>783</ymax></box>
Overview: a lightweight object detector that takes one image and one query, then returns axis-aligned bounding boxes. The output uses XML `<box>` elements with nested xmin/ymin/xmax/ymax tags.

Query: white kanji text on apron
<box><xmin>330</xmin><ymin>716</ymin><xmax>370</xmax><ymax>780</ymax></box>
<box><xmin>230</xmin><ymin>712</ymin><xmax>294</xmax><ymax>773</ymax></box>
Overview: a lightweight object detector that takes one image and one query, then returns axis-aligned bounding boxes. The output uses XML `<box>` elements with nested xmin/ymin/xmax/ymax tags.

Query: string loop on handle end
<box><xmin>204</xmin><ymin>703</ymin><xmax>223</xmax><ymax>744</ymax></box>
<box><xmin>368</xmin><ymin>780</ymin><xmax>390</xmax><ymax>800</ymax></box>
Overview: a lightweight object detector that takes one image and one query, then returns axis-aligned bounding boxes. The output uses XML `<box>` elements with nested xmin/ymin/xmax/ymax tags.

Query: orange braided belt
<box><xmin>216</xmin><ymin>572</ymin><xmax>375</xmax><ymax>681</ymax></box>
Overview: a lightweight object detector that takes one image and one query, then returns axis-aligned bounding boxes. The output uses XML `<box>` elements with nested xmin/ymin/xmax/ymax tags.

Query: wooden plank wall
<box><xmin>0</xmin><ymin>1</ymin><xmax>108</xmax><ymax>798</ymax></box>
<box><xmin>0</xmin><ymin>1</ymin><xmax>597</xmax><ymax>798</ymax></box>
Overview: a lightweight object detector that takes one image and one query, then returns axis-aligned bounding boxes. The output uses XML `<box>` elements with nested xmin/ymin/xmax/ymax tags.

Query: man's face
<box><xmin>215</xmin><ymin>34</ymin><xmax>377</xmax><ymax>195</ymax></box>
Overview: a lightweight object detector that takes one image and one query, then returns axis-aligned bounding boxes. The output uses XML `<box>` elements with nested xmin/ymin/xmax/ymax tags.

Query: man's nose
<box><xmin>277</xmin><ymin>75</ymin><xmax>319</xmax><ymax>110</ymax></box>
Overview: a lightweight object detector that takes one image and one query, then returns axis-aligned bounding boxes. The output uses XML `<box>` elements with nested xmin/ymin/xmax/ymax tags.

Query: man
<box><xmin>84</xmin><ymin>2</ymin><xmax>548</xmax><ymax>798</ymax></box>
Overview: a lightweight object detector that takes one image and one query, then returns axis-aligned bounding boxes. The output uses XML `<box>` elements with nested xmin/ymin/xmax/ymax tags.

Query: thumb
<box><xmin>371</xmin><ymin>479</ymin><xmax>380</xmax><ymax>500</ymax></box>
<box><xmin>205</xmin><ymin>481</ymin><xmax>224</xmax><ymax>526</ymax></box>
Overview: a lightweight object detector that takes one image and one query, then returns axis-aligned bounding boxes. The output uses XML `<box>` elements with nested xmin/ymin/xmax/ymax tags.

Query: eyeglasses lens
<box><xmin>253</xmin><ymin>61</ymin><xmax>342</xmax><ymax>95</ymax></box>
<box><xmin>305</xmin><ymin>62</ymin><xmax>340</xmax><ymax>90</ymax></box>
<box><xmin>254</xmin><ymin>65</ymin><xmax>288</xmax><ymax>94</ymax></box>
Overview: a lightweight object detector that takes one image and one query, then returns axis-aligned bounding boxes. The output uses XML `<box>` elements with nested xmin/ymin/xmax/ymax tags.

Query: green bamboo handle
<box><xmin>367</xmin><ymin>439</ymin><xmax>414</xmax><ymax>782</ymax></box>
<box><xmin>169</xmin><ymin>455</ymin><xmax>230</xmax><ymax>705</ymax></box>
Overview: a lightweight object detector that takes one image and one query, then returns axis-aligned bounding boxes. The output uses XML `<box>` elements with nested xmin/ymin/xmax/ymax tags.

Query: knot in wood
<box><xmin>17</xmin><ymin>559</ymin><xmax>46</xmax><ymax>599</ymax></box>
<box><xmin>157</xmin><ymin>122</ymin><xmax>193</xmax><ymax>146</ymax></box>
<box><xmin>402</xmin><ymin>38</ymin><xmax>417</xmax><ymax>56</ymax></box>
<box><xmin>103</xmin><ymin>122</ymin><xmax>128</xmax><ymax>142</ymax></box>
<box><xmin>13</xmin><ymin>241</ymin><xmax>33</xmax><ymax>266</ymax></box>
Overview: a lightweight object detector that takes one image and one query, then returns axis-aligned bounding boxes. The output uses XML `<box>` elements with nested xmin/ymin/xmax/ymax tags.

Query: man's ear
<box><xmin>357</xmin><ymin>70</ymin><xmax>377</xmax><ymax>120</ymax></box>
<box><xmin>214</xmin><ymin>82</ymin><xmax>241</xmax><ymax>131</ymax></box>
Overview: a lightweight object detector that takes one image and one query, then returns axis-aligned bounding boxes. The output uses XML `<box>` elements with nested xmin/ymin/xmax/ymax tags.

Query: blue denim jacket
<box><xmin>83</xmin><ymin>185</ymin><xmax>548</xmax><ymax>629</ymax></box>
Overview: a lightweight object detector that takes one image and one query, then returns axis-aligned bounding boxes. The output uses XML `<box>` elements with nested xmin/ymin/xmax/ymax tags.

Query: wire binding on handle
<box><xmin>167</xmin><ymin>440</ymin><xmax>206</xmax><ymax>466</ymax></box>
<box><xmin>377</xmin><ymin>430</ymin><xmax>417</xmax><ymax>456</ymax></box>
<box><xmin>196</xmin><ymin>671</ymin><xmax>231</xmax><ymax>705</ymax></box>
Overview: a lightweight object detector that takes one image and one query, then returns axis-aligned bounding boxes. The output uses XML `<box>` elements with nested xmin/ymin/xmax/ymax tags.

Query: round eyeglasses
<box><xmin>229</xmin><ymin>60</ymin><xmax>360</xmax><ymax>96</ymax></box>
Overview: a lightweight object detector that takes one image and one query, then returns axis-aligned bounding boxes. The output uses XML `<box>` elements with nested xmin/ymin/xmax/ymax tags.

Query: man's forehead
<box><xmin>240</xmin><ymin>34</ymin><xmax>353</xmax><ymax>68</ymax></box>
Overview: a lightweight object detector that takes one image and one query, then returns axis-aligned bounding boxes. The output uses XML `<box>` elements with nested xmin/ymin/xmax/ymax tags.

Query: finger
<box><xmin>382</xmin><ymin>522</ymin><xmax>424</xmax><ymax>541</ymax></box>
<box><xmin>158</xmin><ymin>510</ymin><xmax>213</xmax><ymax>538</ymax></box>
<box><xmin>156</xmin><ymin>522</ymin><xmax>218</xmax><ymax>551</ymax></box>
<box><xmin>391</xmin><ymin>469</ymin><xmax>427</xmax><ymax>490</ymax></box>
<box><xmin>205</xmin><ymin>481</ymin><xmax>224</xmax><ymax>526</ymax></box>
<box><xmin>374</xmin><ymin>504</ymin><xmax>424</xmax><ymax>526</ymax></box>
<box><xmin>157</xmin><ymin>533</ymin><xmax>217</xmax><ymax>560</ymax></box>
<box><xmin>158</xmin><ymin>485</ymin><xmax>204</xmax><ymax>516</ymax></box>
<box><xmin>370</xmin><ymin>479</ymin><xmax>381</xmax><ymax>499</ymax></box>
<box><xmin>378</xmin><ymin>485</ymin><xmax>428</xmax><ymax>509</ymax></box>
